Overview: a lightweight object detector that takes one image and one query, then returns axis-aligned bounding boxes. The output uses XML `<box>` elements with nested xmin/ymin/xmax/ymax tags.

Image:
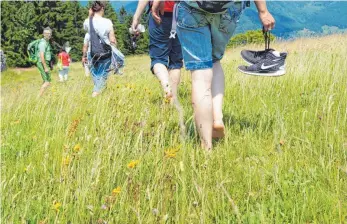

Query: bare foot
<box><xmin>164</xmin><ymin>92</ymin><xmax>173</xmax><ymax>104</ymax></box>
<box><xmin>92</xmin><ymin>92</ymin><xmax>100</xmax><ymax>97</ymax></box>
<box><xmin>212</xmin><ymin>121</ymin><xmax>225</xmax><ymax>139</ymax></box>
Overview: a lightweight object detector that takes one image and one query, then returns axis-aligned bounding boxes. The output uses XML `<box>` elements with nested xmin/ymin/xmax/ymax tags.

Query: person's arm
<box><xmin>82</xmin><ymin>33</ymin><xmax>89</xmax><ymax>63</ymax></box>
<box><xmin>109</xmin><ymin>27</ymin><xmax>117</xmax><ymax>46</ymax></box>
<box><xmin>132</xmin><ymin>0</ymin><xmax>150</xmax><ymax>32</ymax></box>
<box><xmin>151</xmin><ymin>0</ymin><xmax>165</xmax><ymax>24</ymax></box>
<box><xmin>254</xmin><ymin>0</ymin><xmax>275</xmax><ymax>31</ymax></box>
<box><xmin>39</xmin><ymin>42</ymin><xmax>49</xmax><ymax>72</ymax></box>
<box><xmin>108</xmin><ymin>19</ymin><xmax>117</xmax><ymax>46</ymax></box>
<box><xmin>82</xmin><ymin>44</ymin><xmax>88</xmax><ymax>63</ymax></box>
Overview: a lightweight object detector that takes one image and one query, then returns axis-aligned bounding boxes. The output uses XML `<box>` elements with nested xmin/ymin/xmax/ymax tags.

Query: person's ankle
<box><xmin>201</xmin><ymin>140</ymin><xmax>212</xmax><ymax>151</ymax></box>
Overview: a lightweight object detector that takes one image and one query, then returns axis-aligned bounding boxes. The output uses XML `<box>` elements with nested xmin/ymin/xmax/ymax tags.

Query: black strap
<box><xmin>89</xmin><ymin>16</ymin><xmax>94</xmax><ymax>55</ymax></box>
<box><xmin>89</xmin><ymin>16</ymin><xmax>111</xmax><ymax>63</ymax></box>
<box><xmin>263</xmin><ymin>27</ymin><xmax>271</xmax><ymax>50</ymax></box>
<box><xmin>145</xmin><ymin>2</ymin><xmax>152</xmax><ymax>15</ymax></box>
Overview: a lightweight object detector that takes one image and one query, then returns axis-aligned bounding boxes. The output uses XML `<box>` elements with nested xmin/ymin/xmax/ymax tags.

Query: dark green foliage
<box><xmin>116</xmin><ymin>14</ymin><xmax>149</xmax><ymax>55</ymax></box>
<box><xmin>1</xmin><ymin>1</ymin><xmax>88</xmax><ymax>67</ymax></box>
<box><xmin>1</xmin><ymin>0</ymin><xmax>149</xmax><ymax>68</ymax></box>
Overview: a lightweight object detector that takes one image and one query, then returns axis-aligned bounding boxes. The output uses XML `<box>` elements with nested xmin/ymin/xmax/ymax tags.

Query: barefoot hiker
<box><xmin>152</xmin><ymin>0</ymin><xmax>275</xmax><ymax>150</ymax></box>
<box><xmin>132</xmin><ymin>0</ymin><xmax>183</xmax><ymax>102</ymax></box>
<box><xmin>82</xmin><ymin>1</ymin><xmax>117</xmax><ymax>97</ymax></box>
<box><xmin>27</xmin><ymin>27</ymin><xmax>53</xmax><ymax>96</ymax></box>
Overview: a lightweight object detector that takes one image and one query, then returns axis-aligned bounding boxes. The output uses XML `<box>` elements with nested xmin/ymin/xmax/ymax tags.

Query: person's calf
<box><xmin>169</xmin><ymin>69</ymin><xmax>181</xmax><ymax>103</ymax></box>
<box><xmin>153</xmin><ymin>63</ymin><xmax>172</xmax><ymax>99</ymax></box>
<box><xmin>191</xmin><ymin>69</ymin><xmax>214</xmax><ymax>150</ymax></box>
<box><xmin>212</xmin><ymin>61</ymin><xmax>225</xmax><ymax>124</ymax></box>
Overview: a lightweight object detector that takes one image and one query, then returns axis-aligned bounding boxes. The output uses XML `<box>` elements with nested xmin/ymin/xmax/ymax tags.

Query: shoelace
<box><xmin>254</xmin><ymin>51</ymin><xmax>264</xmax><ymax>58</ymax></box>
<box><xmin>252</xmin><ymin>28</ymin><xmax>271</xmax><ymax>59</ymax></box>
<box><xmin>263</xmin><ymin>27</ymin><xmax>271</xmax><ymax>51</ymax></box>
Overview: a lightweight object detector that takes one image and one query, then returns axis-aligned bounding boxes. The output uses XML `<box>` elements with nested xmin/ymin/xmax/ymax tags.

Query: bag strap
<box><xmin>89</xmin><ymin>16</ymin><xmax>94</xmax><ymax>54</ymax></box>
<box><xmin>169</xmin><ymin>3</ymin><xmax>178</xmax><ymax>39</ymax></box>
<box><xmin>145</xmin><ymin>1</ymin><xmax>152</xmax><ymax>15</ymax></box>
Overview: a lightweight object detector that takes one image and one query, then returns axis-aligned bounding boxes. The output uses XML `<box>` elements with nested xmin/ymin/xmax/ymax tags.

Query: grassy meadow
<box><xmin>1</xmin><ymin>34</ymin><xmax>347</xmax><ymax>223</ymax></box>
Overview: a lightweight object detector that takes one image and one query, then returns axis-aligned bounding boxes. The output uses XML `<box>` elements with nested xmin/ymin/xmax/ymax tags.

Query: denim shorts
<box><xmin>90</xmin><ymin>58</ymin><xmax>111</xmax><ymax>92</ymax></box>
<box><xmin>176</xmin><ymin>2</ymin><xmax>244</xmax><ymax>70</ymax></box>
<box><xmin>58</xmin><ymin>66</ymin><xmax>69</xmax><ymax>76</ymax></box>
<box><xmin>149</xmin><ymin>13</ymin><xmax>183</xmax><ymax>72</ymax></box>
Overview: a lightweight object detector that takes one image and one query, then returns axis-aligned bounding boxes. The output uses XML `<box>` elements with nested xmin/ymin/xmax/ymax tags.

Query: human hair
<box><xmin>43</xmin><ymin>27</ymin><xmax>52</xmax><ymax>34</ymax></box>
<box><xmin>91</xmin><ymin>1</ymin><xmax>105</xmax><ymax>15</ymax></box>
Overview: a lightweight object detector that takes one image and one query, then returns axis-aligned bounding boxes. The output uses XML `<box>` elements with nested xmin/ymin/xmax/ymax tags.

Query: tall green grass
<box><xmin>1</xmin><ymin>35</ymin><xmax>347</xmax><ymax>223</ymax></box>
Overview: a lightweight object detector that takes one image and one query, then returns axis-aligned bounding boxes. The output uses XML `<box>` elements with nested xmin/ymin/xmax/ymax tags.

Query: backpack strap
<box><xmin>89</xmin><ymin>17</ymin><xmax>94</xmax><ymax>56</ymax></box>
<box><xmin>145</xmin><ymin>1</ymin><xmax>152</xmax><ymax>15</ymax></box>
<box><xmin>169</xmin><ymin>3</ymin><xmax>178</xmax><ymax>39</ymax></box>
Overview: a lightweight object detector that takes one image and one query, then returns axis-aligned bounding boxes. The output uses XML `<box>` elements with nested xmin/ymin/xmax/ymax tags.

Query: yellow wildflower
<box><xmin>53</xmin><ymin>201</ymin><xmax>61</xmax><ymax>211</ymax></box>
<box><xmin>62</xmin><ymin>156</ymin><xmax>71</xmax><ymax>166</ymax></box>
<box><xmin>127</xmin><ymin>160</ymin><xmax>140</xmax><ymax>168</ymax></box>
<box><xmin>165</xmin><ymin>148</ymin><xmax>179</xmax><ymax>158</ymax></box>
<box><xmin>68</xmin><ymin>119</ymin><xmax>80</xmax><ymax>137</ymax></box>
<box><xmin>12</xmin><ymin>119</ymin><xmax>20</xmax><ymax>125</ymax></box>
<box><xmin>279</xmin><ymin>140</ymin><xmax>285</xmax><ymax>146</ymax></box>
<box><xmin>73</xmin><ymin>144</ymin><xmax>81</xmax><ymax>152</ymax></box>
<box><xmin>112</xmin><ymin>186</ymin><xmax>121</xmax><ymax>196</ymax></box>
<box><xmin>126</xmin><ymin>83</ymin><xmax>135</xmax><ymax>89</ymax></box>
<box><xmin>164</xmin><ymin>98</ymin><xmax>170</xmax><ymax>104</ymax></box>
<box><xmin>165</xmin><ymin>152</ymin><xmax>176</xmax><ymax>158</ymax></box>
<box><xmin>24</xmin><ymin>166</ymin><xmax>29</xmax><ymax>173</ymax></box>
<box><xmin>38</xmin><ymin>219</ymin><xmax>47</xmax><ymax>224</ymax></box>
<box><xmin>32</xmin><ymin>135</ymin><xmax>37</xmax><ymax>140</ymax></box>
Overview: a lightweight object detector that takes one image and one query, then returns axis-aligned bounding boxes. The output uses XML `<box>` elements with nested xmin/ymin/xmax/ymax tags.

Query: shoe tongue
<box><xmin>271</xmin><ymin>51</ymin><xmax>280</xmax><ymax>57</ymax></box>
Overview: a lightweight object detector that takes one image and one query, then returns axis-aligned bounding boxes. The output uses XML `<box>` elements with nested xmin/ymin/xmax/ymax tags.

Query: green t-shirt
<box><xmin>37</xmin><ymin>38</ymin><xmax>52</xmax><ymax>62</ymax></box>
<box><xmin>184</xmin><ymin>1</ymin><xmax>234</xmax><ymax>13</ymax></box>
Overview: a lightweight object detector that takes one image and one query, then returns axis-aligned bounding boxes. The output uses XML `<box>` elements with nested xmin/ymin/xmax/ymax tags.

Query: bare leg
<box><xmin>59</xmin><ymin>74</ymin><xmax>64</xmax><ymax>82</ymax></box>
<box><xmin>212</xmin><ymin>61</ymin><xmax>225</xmax><ymax>138</ymax></box>
<box><xmin>191</xmin><ymin>69</ymin><xmax>213</xmax><ymax>150</ymax></box>
<box><xmin>84</xmin><ymin>64</ymin><xmax>90</xmax><ymax>77</ymax></box>
<box><xmin>169</xmin><ymin>69</ymin><xmax>181</xmax><ymax>101</ymax></box>
<box><xmin>39</xmin><ymin>82</ymin><xmax>50</xmax><ymax>97</ymax></box>
<box><xmin>153</xmin><ymin>63</ymin><xmax>172</xmax><ymax>99</ymax></box>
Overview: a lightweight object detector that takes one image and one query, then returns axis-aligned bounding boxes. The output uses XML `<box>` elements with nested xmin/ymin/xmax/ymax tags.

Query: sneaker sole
<box><xmin>238</xmin><ymin>68</ymin><xmax>286</xmax><ymax>77</ymax></box>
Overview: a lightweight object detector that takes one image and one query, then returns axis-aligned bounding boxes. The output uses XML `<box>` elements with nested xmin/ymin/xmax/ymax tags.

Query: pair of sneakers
<box><xmin>238</xmin><ymin>30</ymin><xmax>287</xmax><ymax>77</ymax></box>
